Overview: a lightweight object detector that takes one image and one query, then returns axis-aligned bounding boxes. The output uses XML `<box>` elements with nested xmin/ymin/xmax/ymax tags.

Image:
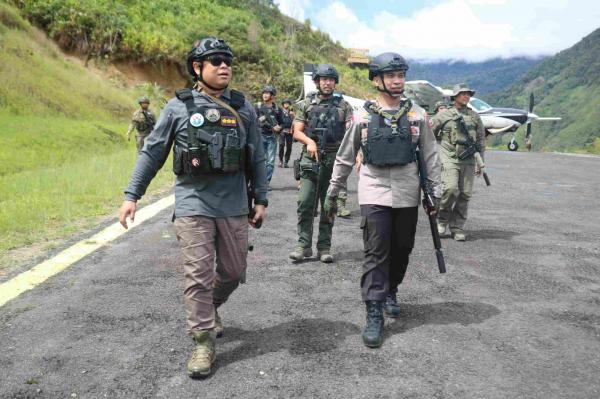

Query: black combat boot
<box><xmin>384</xmin><ymin>294</ymin><xmax>401</xmax><ymax>318</ymax></box>
<box><xmin>362</xmin><ymin>301</ymin><xmax>384</xmax><ymax>348</ymax></box>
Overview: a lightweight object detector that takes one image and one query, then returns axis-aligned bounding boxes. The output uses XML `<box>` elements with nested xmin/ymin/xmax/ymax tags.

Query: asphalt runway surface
<box><xmin>1</xmin><ymin>150</ymin><xmax>599</xmax><ymax>398</ymax></box>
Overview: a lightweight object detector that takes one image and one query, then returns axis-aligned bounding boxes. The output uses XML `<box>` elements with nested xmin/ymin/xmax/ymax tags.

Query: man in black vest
<box><xmin>119</xmin><ymin>37</ymin><xmax>268</xmax><ymax>378</ymax></box>
<box><xmin>256</xmin><ymin>86</ymin><xmax>283</xmax><ymax>188</ymax></box>
<box><xmin>278</xmin><ymin>99</ymin><xmax>295</xmax><ymax>168</ymax></box>
<box><xmin>324</xmin><ymin>53</ymin><xmax>441</xmax><ymax>347</ymax></box>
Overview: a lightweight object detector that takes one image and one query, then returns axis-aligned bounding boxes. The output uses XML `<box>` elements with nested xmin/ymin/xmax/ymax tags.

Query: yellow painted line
<box><xmin>0</xmin><ymin>195</ymin><xmax>175</xmax><ymax>308</ymax></box>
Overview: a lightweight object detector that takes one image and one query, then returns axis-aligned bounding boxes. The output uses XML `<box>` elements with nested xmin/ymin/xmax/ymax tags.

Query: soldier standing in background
<box><xmin>256</xmin><ymin>86</ymin><xmax>283</xmax><ymax>189</ymax></box>
<box><xmin>278</xmin><ymin>99</ymin><xmax>295</xmax><ymax>168</ymax></box>
<box><xmin>126</xmin><ymin>96</ymin><xmax>156</xmax><ymax>153</ymax></box>
<box><xmin>431</xmin><ymin>83</ymin><xmax>485</xmax><ymax>241</ymax></box>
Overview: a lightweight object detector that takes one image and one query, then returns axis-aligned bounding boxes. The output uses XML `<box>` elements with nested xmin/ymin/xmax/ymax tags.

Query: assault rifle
<box><xmin>416</xmin><ymin>150</ymin><xmax>446</xmax><ymax>274</ymax></box>
<box><xmin>455</xmin><ymin>117</ymin><xmax>490</xmax><ymax>186</ymax></box>
<box><xmin>140</xmin><ymin>109</ymin><xmax>155</xmax><ymax>131</ymax></box>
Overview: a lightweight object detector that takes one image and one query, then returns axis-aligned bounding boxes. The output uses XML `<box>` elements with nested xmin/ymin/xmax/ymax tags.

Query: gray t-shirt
<box><xmin>124</xmin><ymin>89</ymin><xmax>268</xmax><ymax>218</ymax></box>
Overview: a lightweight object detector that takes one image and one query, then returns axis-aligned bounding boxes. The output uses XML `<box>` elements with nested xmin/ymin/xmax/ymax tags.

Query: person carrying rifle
<box><xmin>289</xmin><ymin>64</ymin><xmax>353</xmax><ymax>263</ymax></box>
<box><xmin>126</xmin><ymin>96</ymin><xmax>156</xmax><ymax>154</ymax></box>
<box><xmin>431</xmin><ymin>83</ymin><xmax>486</xmax><ymax>241</ymax></box>
<box><xmin>323</xmin><ymin>53</ymin><xmax>441</xmax><ymax>348</ymax></box>
<box><xmin>119</xmin><ymin>37</ymin><xmax>268</xmax><ymax>379</ymax></box>
<box><xmin>256</xmin><ymin>85</ymin><xmax>283</xmax><ymax>189</ymax></box>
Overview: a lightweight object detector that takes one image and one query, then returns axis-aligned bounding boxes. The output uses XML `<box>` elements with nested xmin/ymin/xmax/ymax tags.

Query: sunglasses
<box><xmin>206</xmin><ymin>55</ymin><xmax>233</xmax><ymax>67</ymax></box>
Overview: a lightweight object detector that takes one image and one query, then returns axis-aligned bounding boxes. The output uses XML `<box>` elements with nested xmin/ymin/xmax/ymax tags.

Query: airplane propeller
<box><xmin>525</xmin><ymin>92</ymin><xmax>534</xmax><ymax>150</ymax></box>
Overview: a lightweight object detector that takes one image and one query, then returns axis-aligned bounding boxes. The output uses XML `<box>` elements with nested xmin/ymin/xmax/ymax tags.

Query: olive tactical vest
<box><xmin>174</xmin><ymin>88</ymin><xmax>246</xmax><ymax>175</ymax></box>
<box><xmin>304</xmin><ymin>94</ymin><xmax>345</xmax><ymax>151</ymax></box>
<box><xmin>361</xmin><ymin>100</ymin><xmax>416</xmax><ymax>167</ymax></box>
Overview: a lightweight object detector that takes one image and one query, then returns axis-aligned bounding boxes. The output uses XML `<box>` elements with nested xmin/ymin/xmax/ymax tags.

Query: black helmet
<box><xmin>186</xmin><ymin>37</ymin><xmax>233</xmax><ymax>78</ymax></box>
<box><xmin>312</xmin><ymin>64</ymin><xmax>339</xmax><ymax>83</ymax></box>
<box><xmin>262</xmin><ymin>85</ymin><xmax>277</xmax><ymax>96</ymax></box>
<box><xmin>282</xmin><ymin>98</ymin><xmax>292</xmax><ymax>105</ymax></box>
<box><xmin>368</xmin><ymin>52</ymin><xmax>409</xmax><ymax>81</ymax></box>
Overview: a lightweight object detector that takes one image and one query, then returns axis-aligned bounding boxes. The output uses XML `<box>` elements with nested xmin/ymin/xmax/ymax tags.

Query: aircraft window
<box><xmin>469</xmin><ymin>97</ymin><xmax>492</xmax><ymax>111</ymax></box>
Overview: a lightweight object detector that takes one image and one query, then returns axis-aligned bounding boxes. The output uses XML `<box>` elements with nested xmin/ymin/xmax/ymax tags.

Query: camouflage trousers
<box><xmin>296</xmin><ymin>150</ymin><xmax>336</xmax><ymax>250</ymax></box>
<box><xmin>438</xmin><ymin>161</ymin><xmax>475</xmax><ymax>232</ymax></box>
<box><xmin>136</xmin><ymin>134</ymin><xmax>148</xmax><ymax>154</ymax></box>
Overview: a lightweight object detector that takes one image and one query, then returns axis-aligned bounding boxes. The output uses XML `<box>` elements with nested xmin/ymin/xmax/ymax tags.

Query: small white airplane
<box><xmin>299</xmin><ymin>65</ymin><xmax>560</xmax><ymax>151</ymax></box>
<box><xmin>404</xmin><ymin>81</ymin><xmax>562</xmax><ymax>151</ymax></box>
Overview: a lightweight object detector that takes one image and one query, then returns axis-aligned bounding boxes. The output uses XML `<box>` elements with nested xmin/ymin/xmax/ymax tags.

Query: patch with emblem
<box><xmin>220</xmin><ymin>116</ymin><xmax>237</xmax><ymax>127</ymax></box>
<box><xmin>205</xmin><ymin>108</ymin><xmax>221</xmax><ymax>123</ymax></box>
<box><xmin>383</xmin><ymin>118</ymin><xmax>392</xmax><ymax>126</ymax></box>
<box><xmin>189</xmin><ymin>113</ymin><xmax>204</xmax><ymax>127</ymax></box>
<box><xmin>407</xmin><ymin>111</ymin><xmax>417</xmax><ymax>119</ymax></box>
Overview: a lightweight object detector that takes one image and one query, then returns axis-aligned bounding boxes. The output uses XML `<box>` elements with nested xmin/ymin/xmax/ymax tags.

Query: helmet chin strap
<box><xmin>377</xmin><ymin>77</ymin><xmax>403</xmax><ymax>98</ymax></box>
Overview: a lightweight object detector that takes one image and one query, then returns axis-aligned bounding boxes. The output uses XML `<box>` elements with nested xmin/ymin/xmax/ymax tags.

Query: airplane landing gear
<box><xmin>508</xmin><ymin>138</ymin><xmax>519</xmax><ymax>152</ymax></box>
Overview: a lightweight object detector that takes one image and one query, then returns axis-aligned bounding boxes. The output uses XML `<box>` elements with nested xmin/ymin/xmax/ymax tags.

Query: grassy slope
<box><xmin>0</xmin><ymin>4</ymin><xmax>173</xmax><ymax>270</ymax></box>
<box><xmin>487</xmin><ymin>28</ymin><xmax>600</xmax><ymax>152</ymax></box>
<box><xmin>11</xmin><ymin>0</ymin><xmax>373</xmax><ymax>100</ymax></box>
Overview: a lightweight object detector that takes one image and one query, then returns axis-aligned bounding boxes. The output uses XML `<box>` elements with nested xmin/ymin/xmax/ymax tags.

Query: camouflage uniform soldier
<box><xmin>431</xmin><ymin>83</ymin><xmax>485</xmax><ymax>241</ymax></box>
<box><xmin>119</xmin><ymin>37</ymin><xmax>268</xmax><ymax>379</ymax></box>
<box><xmin>434</xmin><ymin>101</ymin><xmax>447</xmax><ymax>114</ymax></box>
<box><xmin>126</xmin><ymin>96</ymin><xmax>156</xmax><ymax>153</ymax></box>
<box><xmin>289</xmin><ymin>64</ymin><xmax>353</xmax><ymax>263</ymax></box>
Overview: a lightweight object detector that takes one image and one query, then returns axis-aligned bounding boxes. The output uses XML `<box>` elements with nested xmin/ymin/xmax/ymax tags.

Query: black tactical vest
<box><xmin>281</xmin><ymin>109</ymin><xmax>293</xmax><ymax>129</ymax></box>
<box><xmin>361</xmin><ymin>100</ymin><xmax>416</xmax><ymax>167</ymax></box>
<box><xmin>304</xmin><ymin>95</ymin><xmax>345</xmax><ymax>151</ymax></box>
<box><xmin>174</xmin><ymin>88</ymin><xmax>246</xmax><ymax>175</ymax></box>
<box><xmin>257</xmin><ymin>103</ymin><xmax>279</xmax><ymax>134</ymax></box>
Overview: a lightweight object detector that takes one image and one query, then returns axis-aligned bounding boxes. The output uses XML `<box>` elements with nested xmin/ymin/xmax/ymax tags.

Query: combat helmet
<box><xmin>137</xmin><ymin>96</ymin><xmax>150</xmax><ymax>104</ymax></box>
<box><xmin>186</xmin><ymin>37</ymin><xmax>233</xmax><ymax>79</ymax></box>
<box><xmin>368</xmin><ymin>53</ymin><xmax>409</xmax><ymax>81</ymax></box>
<box><xmin>312</xmin><ymin>64</ymin><xmax>339</xmax><ymax>83</ymax></box>
<box><xmin>434</xmin><ymin>101</ymin><xmax>446</xmax><ymax>112</ymax></box>
<box><xmin>262</xmin><ymin>85</ymin><xmax>277</xmax><ymax>96</ymax></box>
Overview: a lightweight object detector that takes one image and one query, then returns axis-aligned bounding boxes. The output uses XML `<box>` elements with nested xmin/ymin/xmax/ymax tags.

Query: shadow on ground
<box><xmin>388</xmin><ymin>301</ymin><xmax>501</xmax><ymax>336</ymax></box>
<box><xmin>465</xmin><ymin>229</ymin><xmax>520</xmax><ymax>241</ymax></box>
<box><xmin>214</xmin><ymin>301</ymin><xmax>500</xmax><ymax>372</ymax></box>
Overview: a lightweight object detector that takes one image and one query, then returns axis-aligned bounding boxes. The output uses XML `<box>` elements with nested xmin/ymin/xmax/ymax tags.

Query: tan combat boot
<box><xmin>317</xmin><ymin>249</ymin><xmax>334</xmax><ymax>263</ymax></box>
<box><xmin>289</xmin><ymin>247</ymin><xmax>313</xmax><ymax>261</ymax></box>
<box><xmin>336</xmin><ymin>197</ymin><xmax>351</xmax><ymax>218</ymax></box>
<box><xmin>453</xmin><ymin>231</ymin><xmax>466</xmax><ymax>241</ymax></box>
<box><xmin>187</xmin><ymin>330</ymin><xmax>216</xmax><ymax>378</ymax></box>
<box><xmin>214</xmin><ymin>309</ymin><xmax>223</xmax><ymax>338</ymax></box>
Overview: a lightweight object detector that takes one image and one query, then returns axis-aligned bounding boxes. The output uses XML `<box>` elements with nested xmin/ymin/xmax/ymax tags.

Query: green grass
<box><xmin>0</xmin><ymin>9</ymin><xmax>173</xmax><ymax>272</ymax></box>
<box><xmin>0</xmin><ymin>146</ymin><xmax>174</xmax><ymax>261</ymax></box>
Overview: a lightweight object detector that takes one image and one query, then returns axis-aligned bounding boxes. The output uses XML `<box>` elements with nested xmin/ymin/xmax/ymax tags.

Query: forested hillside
<box><xmin>488</xmin><ymin>28</ymin><xmax>600</xmax><ymax>152</ymax></box>
<box><xmin>409</xmin><ymin>57</ymin><xmax>545</xmax><ymax>98</ymax></box>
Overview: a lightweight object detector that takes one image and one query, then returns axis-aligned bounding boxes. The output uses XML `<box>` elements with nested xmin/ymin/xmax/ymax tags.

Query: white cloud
<box><xmin>275</xmin><ymin>0</ymin><xmax>311</xmax><ymax>21</ymax></box>
<box><xmin>314</xmin><ymin>0</ymin><xmax>600</xmax><ymax>61</ymax></box>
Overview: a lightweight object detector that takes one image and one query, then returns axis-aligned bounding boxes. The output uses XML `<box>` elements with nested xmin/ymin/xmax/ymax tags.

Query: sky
<box><xmin>275</xmin><ymin>0</ymin><xmax>600</xmax><ymax>62</ymax></box>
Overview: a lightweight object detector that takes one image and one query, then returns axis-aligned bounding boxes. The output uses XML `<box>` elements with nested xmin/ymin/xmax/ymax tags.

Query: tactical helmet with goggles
<box><xmin>186</xmin><ymin>37</ymin><xmax>233</xmax><ymax>79</ymax></box>
<box><xmin>312</xmin><ymin>64</ymin><xmax>339</xmax><ymax>83</ymax></box>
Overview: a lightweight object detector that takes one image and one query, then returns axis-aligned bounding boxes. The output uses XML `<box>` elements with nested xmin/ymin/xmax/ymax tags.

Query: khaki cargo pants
<box><xmin>438</xmin><ymin>161</ymin><xmax>475</xmax><ymax>232</ymax></box>
<box><xmin>135</xmin><ymin>134</ymin><xmax>148</xmax><ymax>153</ymax></box>
<box><xmin>174</xmin><ymin>215</ymin><xmax>248</xmax><ymax>334</ymax></box>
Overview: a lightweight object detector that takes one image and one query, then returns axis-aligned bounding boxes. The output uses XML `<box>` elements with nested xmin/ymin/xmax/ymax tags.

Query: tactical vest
<box><xmin>174</xmin><ymin>88</ymin><xmax>246</xmax><ymax>176</ymax></box>
<box><xmin>304</xmin><ymin>94</ymin><xmax>345</xmax><ymax>151</ymax></box>
<box><xmin>135</xmin><ymin>110</ymin><xmax>155</xmax><ymax>133</ymax></box>
<box><xmin>281</xmin><ymin>109</ymin><xmax>293</xmax><ymax>129</ymax></box>
<box><xmin>361</xmin><ymin>100</ymin><xmax>416</xmax><ymax>167</ymax></box>
<box><xmin>257</xmin><ymin>103</ymin><xmax>279</xmax><ymax>134</ymax></box>
<box><xmin>441</xmin><ymin>108</ymin><xmax>478</xmax><ymax>156</ymax></box>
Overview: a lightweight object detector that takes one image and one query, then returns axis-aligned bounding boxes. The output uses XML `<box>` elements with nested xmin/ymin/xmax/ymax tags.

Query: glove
<box><xmin>323</xmin><ymin>195</ymin><xmax>338</xmax><ymax>220</ymax></box>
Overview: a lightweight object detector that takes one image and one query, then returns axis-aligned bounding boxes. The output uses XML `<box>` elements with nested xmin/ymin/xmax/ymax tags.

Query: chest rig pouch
<box><xmin>174</xmin><ymin>88</ymin><xmax>246</xmax><ymax>176</ymax></box>
<box><xmin>304</xmin><ymin>94</ymin><xmax>345</xmax><ymax>152</ymax></box>
<box><xmin>361</xmin><ymin>100</ymin><xmax>416</xmax><ymax>167</ymax></box>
